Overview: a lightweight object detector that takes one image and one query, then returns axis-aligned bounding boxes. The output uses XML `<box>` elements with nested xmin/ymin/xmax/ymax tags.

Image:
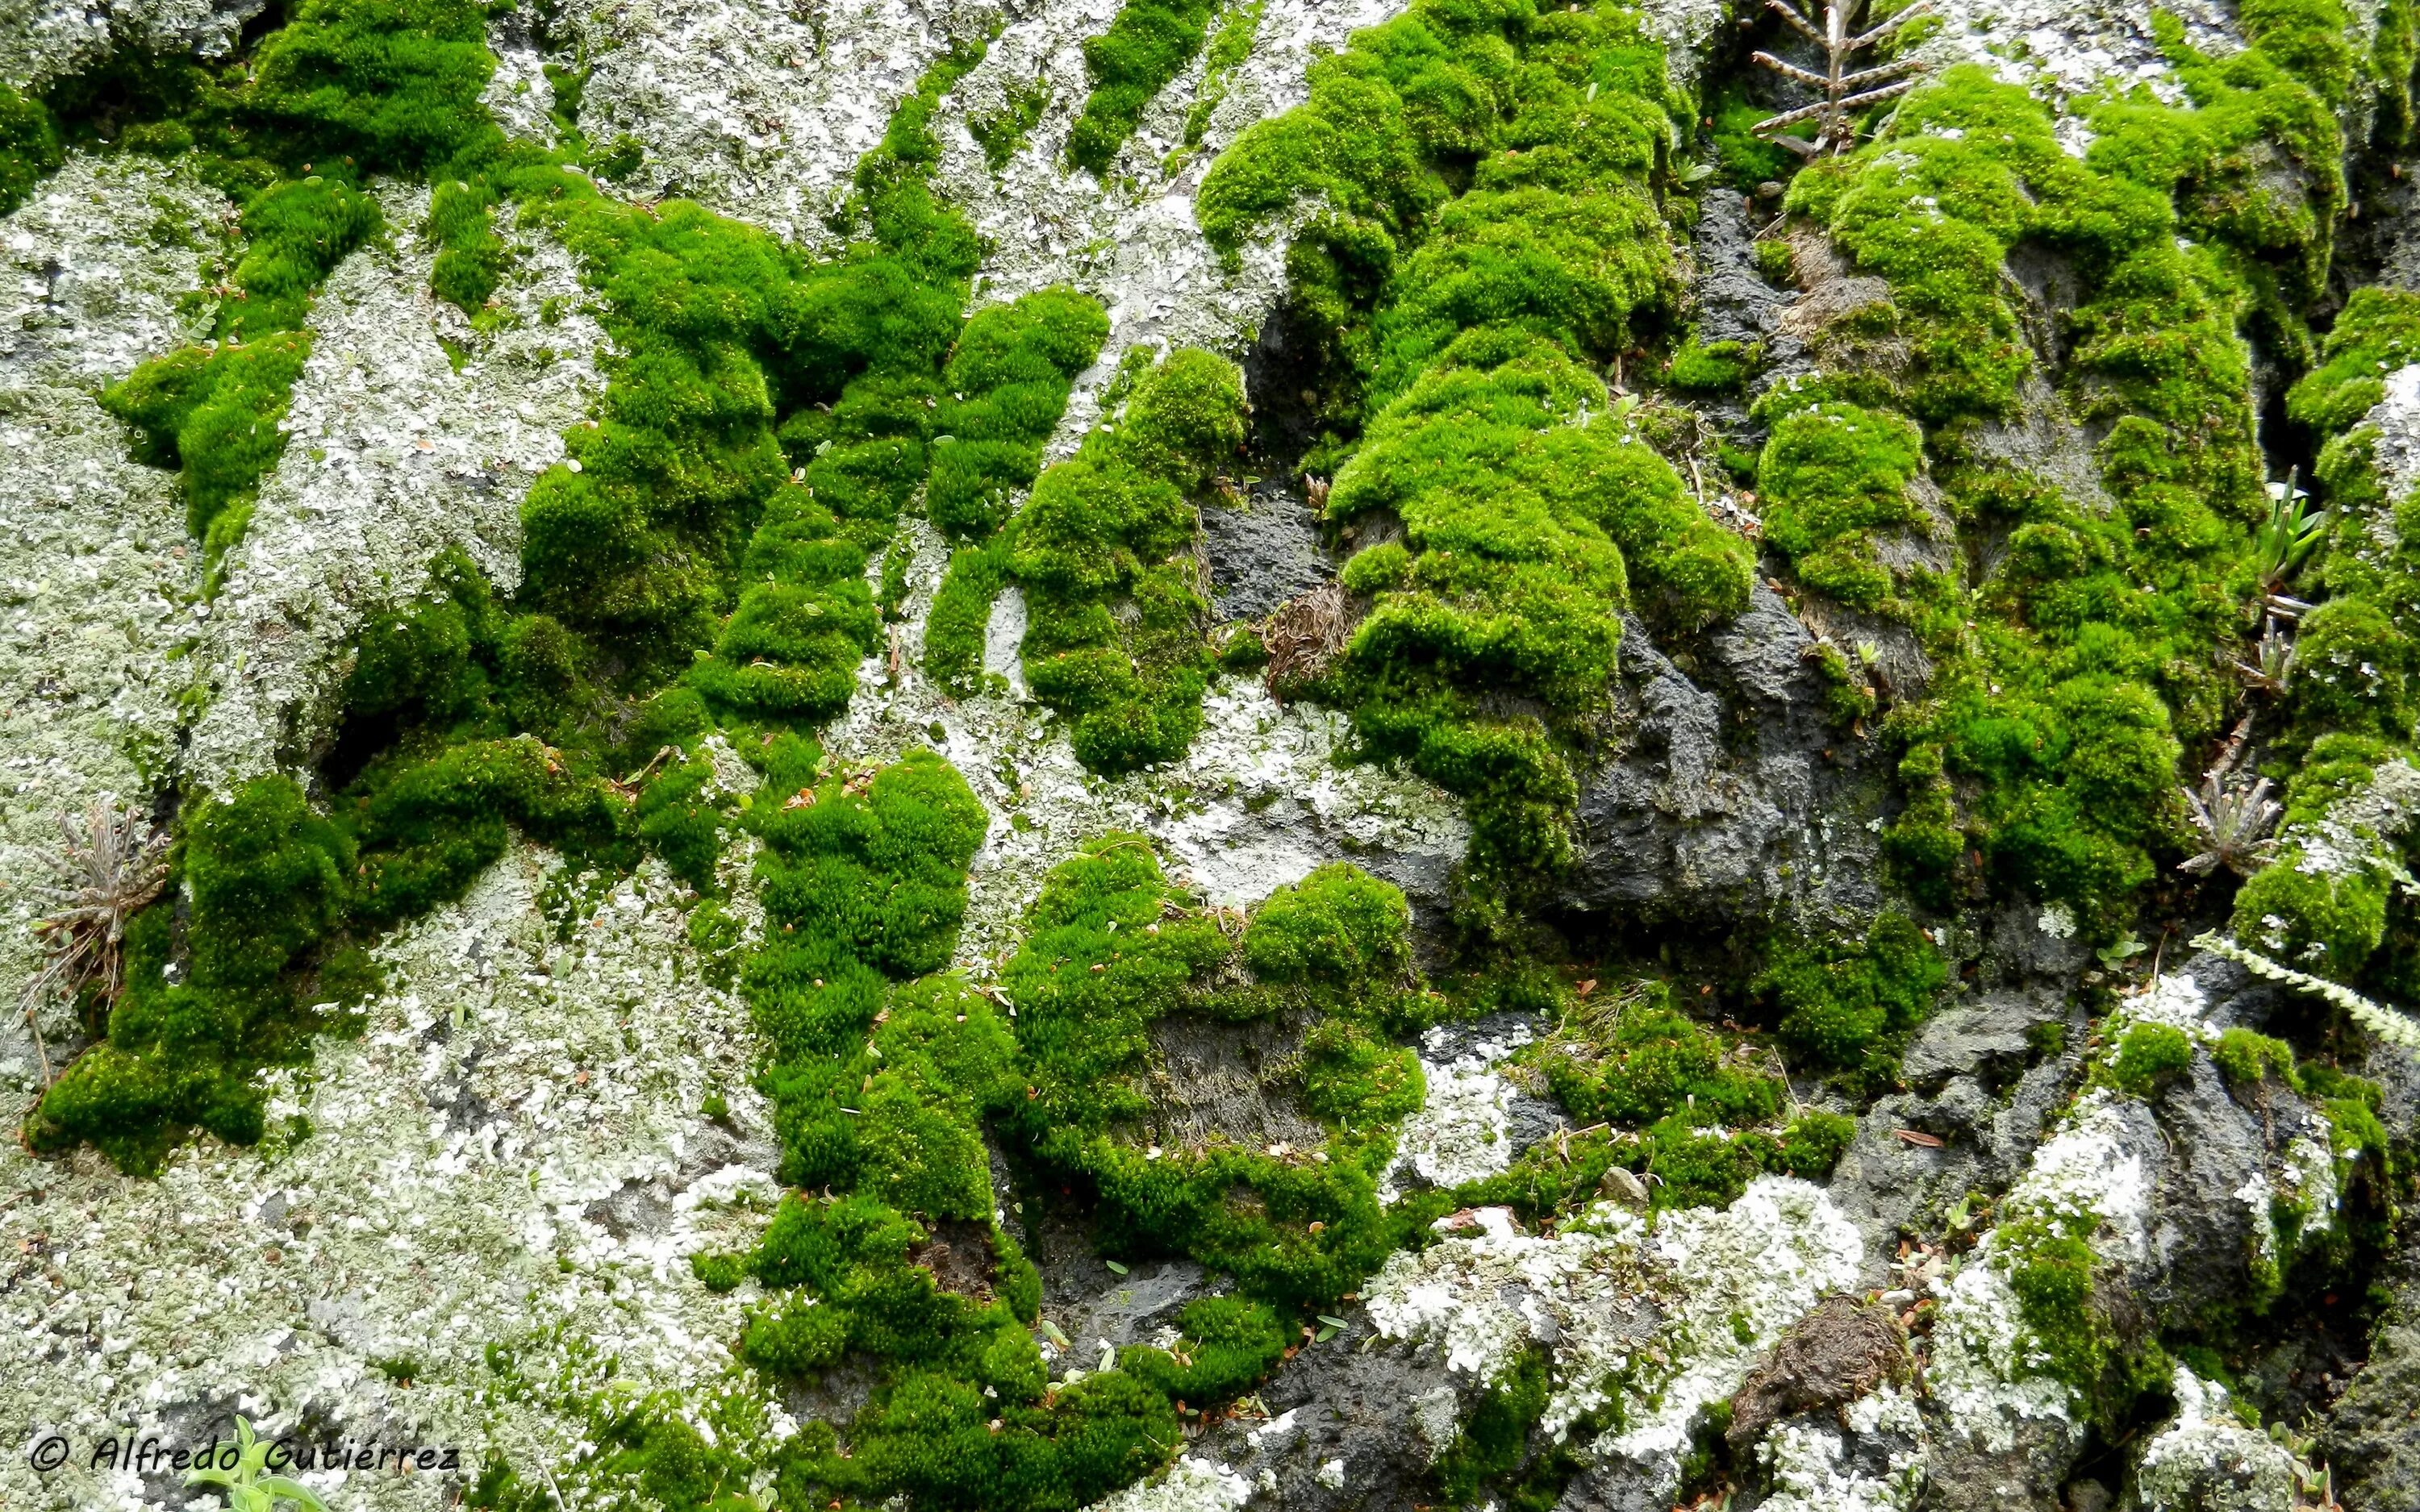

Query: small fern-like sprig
<box><xmin>2193</xmin><ymin>931</ymin><xmax>2420</xmax><ymax>1052</ymax></box>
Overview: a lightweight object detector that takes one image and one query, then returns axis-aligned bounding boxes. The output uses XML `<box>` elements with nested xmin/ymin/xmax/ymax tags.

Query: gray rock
<box><xmin>2322</xmin><ymin>1232</ymin><xmax>2420</xmax><ymax>1511</ymax></box>
<box><xmin>1825</xmin><ymin>1048</ymin><xmax>2079</xmax><ymax>1289</ymax></box>
<box><xmin>1567</xmin><ymin>587</ymin><xmax>1884</xmax><ymax>923</ymax></box>
<box><xmin>1033</xmin><ymin>1207</ymin><xmax>1209</xmax><ymax>1364</ymax></box>
<box><xmin>1204</xmin><ymin>480</ymin><xmax>1331</xmax><ymax>622</ymax></box>
<box><xmin>1557</xmin><ymin>1453</ymin><xmax>1676</xmax><ymax>1512</ymax></box>
<box><xmin>1690</xmin><ymin>188</ymin><xmax>1813</xmax><ymax>423</ymax></box>
<box><xmin>1900</xmin><ymin>985</ymin><xmax>2065</xmax><ymax>1093</ymax></box>
<box><xmin>1179</xmin><ymin>1310</ymin><xmax>1499</xmax><ymax>1511</ymax></box>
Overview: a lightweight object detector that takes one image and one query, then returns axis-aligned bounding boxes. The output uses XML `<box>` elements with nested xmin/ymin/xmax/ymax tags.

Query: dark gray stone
<box><xmin>1900</xmin><ymin>985</ymin><xmax>2064</xmax><ymax>1093</ymax></box>
<box><xmin>2323</xmin><ymin>1231</ymin><xmax>2420</xmax><ymax>1511</ymax></box>
<box><xmin>1567</xmin><ymin>587</ymin><xmax>1885</xmax><ymax>924</ymax></box>
<box><xmin>1203</xmin><ymin>480</ymin><xmax>1331</xmax><ymax>622</ymax></box>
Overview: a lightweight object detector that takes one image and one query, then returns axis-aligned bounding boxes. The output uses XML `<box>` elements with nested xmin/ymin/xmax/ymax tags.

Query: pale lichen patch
<box><xmin>2135</xmin><ymin>1365</ymin><xmax>2313</xmax><ymax>1512</ymax></box>
<box><xmin>1362</xmin><ymin>1179</ymin><xmax>1864</xmax><ymax>1502</ymax></box>
<box><xmin>182</xmin><ymin>187</ymin><xmax>609</xmax><ymax>795</ymax></box>
<box><xmin>0</xmin><ymin>842</ymin><xmax>777</xmax><ymax>1511</ymax></box>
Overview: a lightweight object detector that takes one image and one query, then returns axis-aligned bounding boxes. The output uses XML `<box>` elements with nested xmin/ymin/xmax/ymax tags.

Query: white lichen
<box><xmin>1923</xmin><ymin>1091</ymin><xmax>2151</xmax><ymax>1454</ymax></box>
<box><xmin>570</xmin><ymin>0</ymin><xmax>973</xmax><ymax>246</ymax></box>
<box><xmin>0</xmin><ymin>0</ymin><xmax>257</xmax><ymax>92</ymax></box>
<box><xmin>182</xmin><ymin>186</ymin><xmax>610</xmax><ymax>796</ymax></box>
<box><xmin>0</xmin><ymin>843</ymin><xmax>779</xmax><ymax>1511</ymax></box>
<box><xmin>1379</xmin><ymin>1019</ymin><xmax>1537</xmax><ymax>1203</ymax></box>
<box><xmin>1362</xmin><ymin>1178</ymin><xmax>1863</xmax><ymax>1501</ymax></box>
<box><xmin>1757</xmin><ymin>1381</ymin><xmax>1926</xmax><ymax>1512</ymax></box>
<box><xmin>0</xmin><ymin>150</ymin><xmax>221</xmax><ymax>1088</ymax></box>
<box><xmin>2134</xmin><ymin>1366</ymin><xmax>2312</xmax><ymax>1512</ymax></box>
<box><xmin>1</xmin><ymin>152</ymin><xmax>229</xmax><ymax>389</ymax></box>
<box><xmin>1085</xmin><ymin>1452</ymin><xmax>1255</xmax><ymax>1512</ymax></box>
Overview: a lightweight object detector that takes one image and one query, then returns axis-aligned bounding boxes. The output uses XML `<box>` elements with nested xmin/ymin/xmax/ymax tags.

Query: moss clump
<box><xmin>0</xmin><ymin>82</ymin><xmax>64</xmax><ymax>216</ymax></box>
<box><xmin>1754</xmin><ymin>401</ymin><xmax>1929</xmax><ymax>614</ymax></box>
<box><xmin>1176</xmin><ymin>2</ymin><xmax>1263</xmax><ymax>157</ymax></box>
<box><xmin>927</xmin><ymin>290</ymin><xmax>1110</xmax><ymax>542</ymax></box>
<box><xmin>636</xmin><ymin>755</ymin><xmax>728</xmax><ymax>893</ymax></box>
<box><xmin>2105</xmin><ymin>1022</ymin><xmax>2194</xmax><ymax>1098</ymax></box>
<box><xmin>2230</xmin><ymin>736</ymin><xmax>2404</xmax><ymax>980</ymax></box>
<box><xmin>2210</xmin><ymin>1027</ymin><xmax>2300</xmax><ymax>1092</ymax></box>
<box><xmin>1007</xmin><ymin>843</ymin><xmax>1429</xmax><ymax>1305</ymax></box>
<box><xmin>2287</xmin><ymin>288</ymin><xmax>2420</xmax><ymax>437</ymax></box>
<box><xmin>918</xmin><ymin>289</ymin><xmax>1109</xmax><ymax>696</ymax></box>
<box><xmin>1754</xmin><ymin>912</ymin><xmax>1944</xmax><ymax>1076</ymax></box>
<box><xmin>1538</xmin><ymin>986</ymin><xmax>1781</xmax><ymax>1128</ymax></box>
<box><xmin>1013</xmin><ymin>348</ymin><xmax>1247</xmax><ymax>773</ymax></box>
<box><xmin>924</xmin><ymin>536</ymin><xmax>1015</xmax><ymax>698</ymax></box>
<box><xmin>707</xmin><ymin>806</ymin><xmax>1393</xmax><ymax>1511</ymax></box>
<box><xmin>1066</xmin><ymin>0</ymin><xmax>1221</xmax><ymax>174</ymax></box>
<box><xmin>1663</xmin><ymin>336</ymin><xmax>1759</xmax><ymax>395</ymax></box>
<box><xmin>1201</xmin><ymin>1</ymin><xmax>1750</xmax><ymax>900</ymax></box>
<box><xmin>1433</xmin><ymin>1348</ymin><xmax>1551</xmax><ymax>1504</ymax></box>
<box><xmin>28</xmin><ymin>778</ymin><xmax>352</xmax><ymax>1173</ymax></box>
<box><xmin>1770</xmin><ymin>52</ymin><xmax>2351</xmax><ymax>930</ymax></box>
<box><xmin>742</xmin><ymin>746</ymin><xmax>995</xmax><ymax>1193</ymax></box>
<box><xmin>2001</xmin><ymin>1215</ymin><xmax>2118</xmax><ymax>1402</ymax></box>
<box><xmin>1509</xmin><ymin>982</ymin><xmax>1857</xmax><ymax>1212</ymax></box>
<box><xmin>102</xmin><ymin>333</ymin><xmax>314</xmax><ymax>561</ymax></box>
<box><xmin>99</xmin><ymin>173</ymin><xmax>379</xmax><ymax>558</ymax></box>
<box><xmin>1116</xmin><ymin>1295</ymin><xmax>1289</xmax><ymax>1402</ymax></box>
<box><xmin>90</xmin><ymin>0</ymin><xmax>515</xmax><ymax>564</ymax></box>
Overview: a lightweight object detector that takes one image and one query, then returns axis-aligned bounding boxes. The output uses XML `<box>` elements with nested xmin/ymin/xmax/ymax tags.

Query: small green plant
<box><xmin>2251</xmin><ymin>469</ymin><xmax>2329</xmax><ymax>613</ymax></box>
<box><xmin>185</xmin><ymin>1418</ymin><xmax>330</xmax><ymax>1512</ymax></box>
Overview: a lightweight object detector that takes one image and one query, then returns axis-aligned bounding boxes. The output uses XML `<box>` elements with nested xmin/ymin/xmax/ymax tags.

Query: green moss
<box><xmin>0</xmin><ymin>82</ymin><xmax>64</xmax><ymax>216</ymax></box>
<box><xmin>2002</xmin><ymin>1215</ymin><xmax>2109</xmax><ymax>1398</ymax></box>
<box><xmin>924</xmin><ymin>535</ymin><xmax>1016</xmax><ymax>697</ymax></box>
<box><xmin>1117</xmin><ymin>1296</ymin><xmax>1288</xmax><ymax>1402</ymax></box>
<box><xmin>2287</xmin><ymin>289</ymin><xmax>2420</xmax><ymax>437</ymax></box>
<box><xmin>1433</xmin><ymin>1347</ymin><xmax>1550</xmax><ymax>1504</ymax></box>
<box><xmin>636</xmin><ymin>756</ymin><xmax>728</xmax><ymax>893</ymax></box>
<box><xmin>2230</xmin><ymin>736</ymin><xmax>2406</xmax><ymax>980</ymax></box>
<box><xmin>106</xmin><ymin>179</ymin><xmax>386</xmax><ymax>554</ymax></box>
<box><xmin>1200</xmin><ymin>4</ymin><xmax>1753</xmax><ymax>898</ymax></box>
<box><xmin>970</xmin><ymin>74</ymin><xmax>1054</xmax><ymax>173</ymax></box>
<box><xmin>1004</xmin><ymin>840</ymin><xmax>1429</xmax><ymax>1306</ymax></box>
<box><xmin>1504</xmin><ymin>980</ymin><xmax>1861</xmax><ymax>1211</ymax></box>
<box><xmin>28</xmin><ymin>777</ymin><xmax>353</xmax><ymax>1173</ymax></box>
<box><xmin>1014</xmin><ymin>349</ymin><xmax>1247</xmax><ymax>774</ymax></box>
<box><xmin>1663</xmin><ymin>335</ymin><xmax>1758</xmax><ymax>395</ymax></box>
<box><xmin>927</xmin><ymin>289</ymin><xmax>1110</xmax><ymax>542</ymax></box>
<box><xmin>2287</xmin><ymin>597</ymin><xmax>2417</xmax><ymax>745</ymax></box>
<box><xmin>2377</xmin><ymin>0</ymin><xmax>2420</xmax><ymax>147</ymax></box>
<box><xmin>1537</xmin><ymin>985</ymin><xmax>1781</xmax><ymax>1128</ymax></box>
<box><xmin>219</xmin><ymin>176</ymin><xmax>387</xmax><ymax>337</ymax></box>
<box><xmin>1754</xmin><ymin>400</ymin><xmax>1929</xmax><ymax>614</ymax></box>
<box><xmin>102</xmin><ymin>333</ymin><xmax>314</xmax><ymax>558</ymax></box>
<box><xmin>1708</xmin><ymin>85</ymin><xmax>1792</xmax><ymax>190</ymax></box>
<box><xmin>1759</xmin><ymin>53</ymin><xmax>2360</xmax><ymax>928</ymax></box>
<box><xmin>1066</xmin><ymin>0</ymin><xmax>1222</xmax><ymax>175</ymax></box>
<box><xmin>1754</xmin><ymin>912</ymin><xmax>1944</xmax><ymax>1075</ymax></box>
<box><xmin>244</xmin><ymin>0</ymin><xmax>504</xmax><ymax>174</ymax></box>
<box><xmin>2106</xmin><ymin>1022</ymin><xmax>2194</xmax><ymax>1098</ymax></box>
<box><xmin>2211</xmin><ymin>1027</ymin><xmax>2301</xmax><ymax>1093</ymax></box>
